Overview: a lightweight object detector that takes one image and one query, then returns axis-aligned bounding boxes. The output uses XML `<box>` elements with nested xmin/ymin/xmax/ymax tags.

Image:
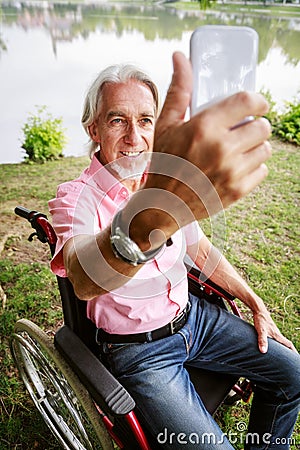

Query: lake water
<box><xmin>1</xmin><ymin>1</ymin><xmax>300</xmax><ymax>164</ymax></box>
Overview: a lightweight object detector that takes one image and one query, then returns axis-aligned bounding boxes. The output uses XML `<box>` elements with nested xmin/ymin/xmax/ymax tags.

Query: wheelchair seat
<box><xmin>55</xmin><ymin>275</ymin><xmax>239</xmax><ymax>417</ymax></box>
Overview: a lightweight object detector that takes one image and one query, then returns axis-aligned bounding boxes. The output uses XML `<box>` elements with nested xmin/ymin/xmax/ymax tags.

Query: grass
<box><xmin>223</xmin><ymin>143</ymin><xmax>300</xmax><ymax>348</ymax></box>
<box><xmin>0</xmin><ymin>261</ymin><xmax>64</xmax><ymax>450</ymax></box>
<box><xmin>0</xmin><ymin>156</ymin><xmax>90</xmax><ymax>450</ymax></box>
<box><xmin>0</xmin><ymin>139</ymin><xmax>299</xmax><ymax>449</ymax></box>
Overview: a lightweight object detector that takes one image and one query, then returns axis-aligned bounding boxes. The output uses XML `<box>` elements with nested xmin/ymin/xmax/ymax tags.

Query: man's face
<box><xmin>91</xmin><ymin>79</ymin><xmax>156</xmax><ymax>181</ymax></box>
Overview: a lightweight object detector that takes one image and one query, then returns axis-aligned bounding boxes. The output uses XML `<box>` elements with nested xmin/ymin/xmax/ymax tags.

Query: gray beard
<box><xmin>108</xmin><ymin>153</ymin><xmax>152</xmax><ymax>181</ymax></box>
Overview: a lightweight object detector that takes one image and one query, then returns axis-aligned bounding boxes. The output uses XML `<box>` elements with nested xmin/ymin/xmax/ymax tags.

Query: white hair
<box><xmin>81</xmin><ymin>64</ymin><xmax>160</xmax><ymax>157</ymax></box>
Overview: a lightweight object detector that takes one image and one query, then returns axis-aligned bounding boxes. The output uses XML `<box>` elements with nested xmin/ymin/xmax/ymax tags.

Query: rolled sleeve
<box><xmin>48</xmin><ymin>181</ymin><xmax>102</xmax><ymax>276</ymax></box>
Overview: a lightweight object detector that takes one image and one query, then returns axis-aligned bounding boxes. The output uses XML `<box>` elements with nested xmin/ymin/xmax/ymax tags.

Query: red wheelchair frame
<box><xmin>11</xmin><ymin>206</ymin><xmax>252</xmax><ymax>450</ymax></box>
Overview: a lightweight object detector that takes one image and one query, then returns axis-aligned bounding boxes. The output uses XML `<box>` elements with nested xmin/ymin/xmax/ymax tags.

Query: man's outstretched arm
<box><xmin>64</xmin><ymin>52</ymin><xmax>272</xmax><ymax>300</ymax></box>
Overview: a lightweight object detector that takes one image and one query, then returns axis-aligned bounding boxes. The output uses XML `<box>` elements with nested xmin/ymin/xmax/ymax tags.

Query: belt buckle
<box><xmin>170</xmin><ymin>310</ymin><xmax>184</xmax><ymax>335</ymax></box>
<box><xmin>169</xmin><ymin>302</ymin><xmax>190</xmax><ymax>335</ymax></box>
<box><xmin>170</xmin><ymin>320</ymin><xmax>176</xmax><ymax>335</ymax></box>
<box><xmin>170</xmin><ymin>321</ymin><xmax>176</xmax><ymax>336</ymax></box>
<box><xmin>95</xmin><ymin>328</ymin><xmax>101</xmax><ymax>345</ymax></box>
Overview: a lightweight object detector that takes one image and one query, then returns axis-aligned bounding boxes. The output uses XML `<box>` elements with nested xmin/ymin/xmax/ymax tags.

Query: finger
<box><xmin>281</xmin><ymin>339</ymin><xmax>298</xmax><ymax>354</ymax></box>
<box><xmin>273</xmin><ymin>334</ymin><xmax>299</xmax><ymax>354</ymax></box>
<box><xmin>156</xmin><ymin>52</ymin><xmax>192</xmax><ymax>134</ymax></box>
<box><xmin>233</xmin><ymin>141</ymin><xmax>272</xmax><ymax>181</ymax></box>
<box><xmin>204</xmin><ymin>91</ymin><xmax>270</xmax><ymax>131</ymax></box>
<box><xmin>221</xmin><ymin>163</ymin><xmax>268</xmax><ymax>207</ymax></box>
<box><xmin>229</xmin><ymin>117</ymin><xmax>272</xmax><ymax>155</ymax></box>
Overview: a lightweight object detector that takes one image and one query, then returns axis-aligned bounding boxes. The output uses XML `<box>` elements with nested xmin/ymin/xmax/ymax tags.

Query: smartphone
<box><xmin>190</xmin><ymin>25</ymin><xmax>258</xmax><ymax>117</ymax></box>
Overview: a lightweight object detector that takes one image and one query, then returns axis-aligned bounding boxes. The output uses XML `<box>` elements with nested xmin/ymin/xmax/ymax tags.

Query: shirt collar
<box><xmin>87</xmin><ymin>151</ymin><xmax>130</xmax><ymax>202</ymax></box>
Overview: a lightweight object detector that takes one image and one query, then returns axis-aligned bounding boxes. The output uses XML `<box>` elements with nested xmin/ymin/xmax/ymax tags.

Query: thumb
<box><xmin>156</xmin><ymin>52</ymin><xmax>192</xmax><ymax>135</ymax></box>
<box><xmin>258</xmin><ymin>331</ymin><xmax>268</xmax><ymax>354</ymax></box>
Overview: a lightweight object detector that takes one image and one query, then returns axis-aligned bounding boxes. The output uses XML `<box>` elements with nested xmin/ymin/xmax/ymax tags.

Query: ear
<box><xmin>88</xmin><ymin>123</ymin><xmax>100</xmax><ymax>143</ymax></box>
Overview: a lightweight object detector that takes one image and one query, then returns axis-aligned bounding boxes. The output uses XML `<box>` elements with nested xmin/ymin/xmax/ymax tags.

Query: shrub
<box><xmin>21</xmin><ymin>106</ymin><xmax>66</xmax><ymax>163</ymax></box>
<box><xmin>274</xmin><ymin>101</ymin><xmax>300</xmax><ymax>146</ymax></box>
<box><xmin>262</xmin><ymin>90</ymin><xmax>300</xmax><ymax>146</ymax></box>
<box><xmin>260</xmin><ymin>89</ymin><xmax>280</xmax><ymax>125</ymax></box>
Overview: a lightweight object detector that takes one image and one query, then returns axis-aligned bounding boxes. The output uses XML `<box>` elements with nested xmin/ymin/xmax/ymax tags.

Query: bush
<box><xmin>260</xmin><ymin>89</ymin><xmax>280</xmax><ymax>125</ymax></box>
<box><xmin>262</xmin><ymin>90</ymin><xmax>300</xmax><ymax>146</ymax></box>
<box><xmin>21</xmin><ymin>106</ymin><xmax>66</xmax><ymax>163</ymax></box>
<box><xmin>274</xmin><ymin>101</ymin><xmax>300</xmax><ymax>146</ymax></box>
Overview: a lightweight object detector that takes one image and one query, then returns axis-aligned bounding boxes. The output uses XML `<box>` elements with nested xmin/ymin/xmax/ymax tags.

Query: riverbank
<box><xmin>168</xmin><ymin>0</ymin><xmax>300</xmax><ymax>14</ymax></box>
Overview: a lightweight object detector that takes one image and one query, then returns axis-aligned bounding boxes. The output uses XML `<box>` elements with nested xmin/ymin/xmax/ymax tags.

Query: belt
<box><xmin>96</xmin><ymin>301</ymin><xmax>191</xmax><ymax>344</ymax></box>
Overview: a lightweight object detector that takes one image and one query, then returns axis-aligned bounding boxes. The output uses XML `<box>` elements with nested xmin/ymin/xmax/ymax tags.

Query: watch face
<box><xmin>110</xmin><ymin>210</ymin><xmax>164</xmax><ymax>266</ymax></box>
<box><xmin>111</xmin><ymin>238</ymin><xmax>139</xmax><ymax>266</ymax></box>
<box><xmin>110</xmin><ymin>224</ymin><xmax>142</xmax><ymax>266</ymax></box>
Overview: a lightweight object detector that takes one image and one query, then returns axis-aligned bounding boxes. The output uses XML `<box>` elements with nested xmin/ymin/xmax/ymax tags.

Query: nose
<box><xmin>124</xmin><ymin>122</ymin><xmax>143</xmax><ymax>146</ymax></box>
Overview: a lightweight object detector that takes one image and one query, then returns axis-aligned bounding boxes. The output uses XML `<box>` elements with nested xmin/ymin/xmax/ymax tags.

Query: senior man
<box><xmin>49</xmin><ymin>52</ymin><xmax>300</xmax><ymax>449</ymax></box>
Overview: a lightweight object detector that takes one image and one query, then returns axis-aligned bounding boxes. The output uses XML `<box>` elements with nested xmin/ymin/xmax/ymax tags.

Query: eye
<box><xmin>109</xmin><ymin>117</ymin><xmax>127</xmax><ymax>128</ymax></box>
<box><xmin>140</xmin><ymin>117</ymin><xmax>154</xmax><ymax>126</ymax></box>
<box><xmin>111</xmin><ymin>118</ymin><xmax>123</xmax><ymax>124</ymax></box>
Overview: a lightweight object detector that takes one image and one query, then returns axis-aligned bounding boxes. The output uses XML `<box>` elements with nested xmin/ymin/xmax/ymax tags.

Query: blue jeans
<box><xmin>101</xmin><ymin>294</ymin><xmax>300</xmax><ymax>449</ymax></box>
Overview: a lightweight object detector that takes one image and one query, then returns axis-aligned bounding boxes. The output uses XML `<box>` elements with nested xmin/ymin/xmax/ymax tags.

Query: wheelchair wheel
<box><xmin>10</xmin><ymin>319</ymin><xmax>114</xmax><ymax>450</ymax></box>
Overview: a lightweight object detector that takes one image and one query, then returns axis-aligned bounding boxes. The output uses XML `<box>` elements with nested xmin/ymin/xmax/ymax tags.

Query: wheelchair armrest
<box><xmin>54</xmin><ymin>325</ymin><xmax>135</xmax><ymax>417</ymax></box>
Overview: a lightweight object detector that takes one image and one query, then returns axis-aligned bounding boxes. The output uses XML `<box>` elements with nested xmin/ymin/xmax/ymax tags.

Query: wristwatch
<box><xmin>110</xmin><ymin>210</ymin><xmax>164</xmax><ymax>266</ymax></box>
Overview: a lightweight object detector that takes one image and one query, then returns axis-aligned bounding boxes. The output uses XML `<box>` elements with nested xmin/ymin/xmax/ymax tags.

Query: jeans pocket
<box><xmin>102</xmin><ymin>341</ymin><xmax>142</xmax><ymax>355</ymax></box>
<box><xmin>104</xmin><ymin>341</ymin><xmax>147</xmax><ymax>377</ymax></box>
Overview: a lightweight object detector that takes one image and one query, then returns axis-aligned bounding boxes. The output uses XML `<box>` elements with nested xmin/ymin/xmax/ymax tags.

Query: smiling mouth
<box><xmin>120</xmin><ymin>151</ymin><xmax>143</xmax><ymax>157</ymax></box>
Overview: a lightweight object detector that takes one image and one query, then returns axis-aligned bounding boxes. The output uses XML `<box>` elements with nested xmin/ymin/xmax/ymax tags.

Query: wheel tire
<box><xmin>10</xmin><ymin>319</ymin><xmax>114</xmax><ymax>450</ymax></box>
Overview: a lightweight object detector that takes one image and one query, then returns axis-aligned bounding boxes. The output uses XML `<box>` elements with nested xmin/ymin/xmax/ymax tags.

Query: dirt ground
<box><xmin>0</xmin><ymin>214</ymin><xmax>51</xmax><ymax>266</ymax></box>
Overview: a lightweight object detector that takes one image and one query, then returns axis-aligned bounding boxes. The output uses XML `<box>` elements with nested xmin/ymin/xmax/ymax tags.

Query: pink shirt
<box><xmin>48</xmin><ymin>152</ymin><xmax>203</xmax><ymax>334</ymax></box>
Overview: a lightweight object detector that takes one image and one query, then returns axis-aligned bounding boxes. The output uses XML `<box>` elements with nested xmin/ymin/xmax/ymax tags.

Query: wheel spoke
<box><xmin>10</xmin><ymin>320</ymin><xmax>113</xmax><ymax>450</ymax></box>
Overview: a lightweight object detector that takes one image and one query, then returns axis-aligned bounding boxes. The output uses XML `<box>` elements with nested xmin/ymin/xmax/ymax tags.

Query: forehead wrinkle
<box><xmin>106</xmin><ymin>110</ymin><xmax>155</xmax><ymax>120</ymax></box>
<box><xmin>107</xmin><ymin>110</ymin><xmax>126</xmax><ymax>119</ymax></box>
<box><xmin>100</xmin><ymin>81</ymin><xmax>156</xmax><ymax>121</ymax></box>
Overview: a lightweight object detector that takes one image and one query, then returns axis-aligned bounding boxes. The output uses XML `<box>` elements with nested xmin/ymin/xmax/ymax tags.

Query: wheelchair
<box><xmin>10</xmin><ymin>206</ymin><xmax>253</xmax><ymax>450</ymax></box>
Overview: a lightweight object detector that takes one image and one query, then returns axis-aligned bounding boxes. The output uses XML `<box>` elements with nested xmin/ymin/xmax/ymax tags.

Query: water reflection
<box><xmin>1</xmin><ymin>2</ymin><xmax>300</xmax><ymax>163</ymax></box>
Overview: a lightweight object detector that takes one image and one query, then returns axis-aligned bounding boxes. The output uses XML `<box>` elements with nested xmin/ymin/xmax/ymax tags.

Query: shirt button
<box><xmin>120</xmin><ymin>189</ymin><xmax>128</xmax><ymax>198</ymax></box>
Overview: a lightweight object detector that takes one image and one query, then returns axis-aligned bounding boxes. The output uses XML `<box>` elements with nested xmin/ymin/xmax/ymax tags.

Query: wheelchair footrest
<box><xmin>54</xmin><ymin>325</ymin><xmax>135</xmax><ymax>416</ymax></box>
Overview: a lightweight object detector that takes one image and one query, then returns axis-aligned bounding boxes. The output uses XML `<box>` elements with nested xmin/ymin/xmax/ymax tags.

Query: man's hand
<box><xmin>126</xmin><ymin>51</ymin><xmax>272</xmax><ymax>249</ymax></box>
<box><xmin>153</xmin><ymin>51</ymin><xmax>272</xmax><ymax>214</ymax></box>
<box><xmin>253</xmin><ymin>310</ymin><xmax>297</xmax><ymax>354</ymax></box>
